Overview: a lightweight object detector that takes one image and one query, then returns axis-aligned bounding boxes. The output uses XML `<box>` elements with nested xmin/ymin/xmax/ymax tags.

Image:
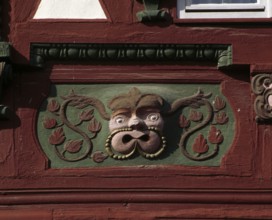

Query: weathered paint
<box><xmin>1</xmin><ymin>0</ymin><xmax>272</xmax><ymax>219</ymax></box>
<box><xmin>37</xmin><ymin>83</ymin><xmax>235</xmax><ymax>168</ymax></box>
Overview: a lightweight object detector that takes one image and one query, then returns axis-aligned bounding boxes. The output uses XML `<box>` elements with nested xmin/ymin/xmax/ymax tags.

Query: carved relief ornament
<box><xmin>40</xmin><ymin>86</ymin><xmax>232</xmax><ymax>165</ymax></box>
<box><xmin>252</xmin><ymin>74</ymin><xmax>272</xmax><ymax>122</ymax></box>
<box><xmin>136</xmin><ymin>0</ymin><xmax>170</xmax><ymax>22</ymax></box>
<box><xmin>30</xmin><ymin>43</ymin><xmax>232</xmax><ymax>69</ymax></box>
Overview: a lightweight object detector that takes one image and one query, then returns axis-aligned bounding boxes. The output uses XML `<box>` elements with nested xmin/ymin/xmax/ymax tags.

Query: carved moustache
<box><xmin>105</xmin><ymin>127</ymin><xmax>166</xmax><ymax>160</ymax></box>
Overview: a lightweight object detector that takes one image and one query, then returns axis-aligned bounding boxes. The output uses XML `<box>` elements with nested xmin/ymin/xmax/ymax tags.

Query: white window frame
<box><xmin>177</xmin><ymin>0</ymin><xmax>271</xmax><ymax>19</ymax></box>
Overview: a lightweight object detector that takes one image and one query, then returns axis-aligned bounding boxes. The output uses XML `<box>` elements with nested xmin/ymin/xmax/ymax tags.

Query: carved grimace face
<box><xmin>106</xmin><ymin>88</ymin><xmax>166</xmax><ymax>159</ymax></box>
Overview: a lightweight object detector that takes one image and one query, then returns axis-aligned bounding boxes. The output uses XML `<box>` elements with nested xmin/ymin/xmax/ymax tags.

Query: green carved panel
<box><xmin>37</xmin><ymin>84</ymin><xmax>235</xmax><ymax>168</ymax></box>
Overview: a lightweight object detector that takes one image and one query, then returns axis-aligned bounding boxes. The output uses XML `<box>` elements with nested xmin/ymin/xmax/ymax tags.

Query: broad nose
<box><xmin>128</xmin><ymin>115</ymin><xmax>145</xmax><ymax>130</ymax></box>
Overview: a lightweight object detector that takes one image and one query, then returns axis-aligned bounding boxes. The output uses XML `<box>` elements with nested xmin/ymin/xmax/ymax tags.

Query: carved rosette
<box><xmin>252</xmin><ymin>74</ymin><xmax>272</xmax><ymax>122</ymax></box>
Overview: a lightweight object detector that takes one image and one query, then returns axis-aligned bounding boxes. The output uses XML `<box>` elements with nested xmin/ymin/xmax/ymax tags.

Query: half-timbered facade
<box><xmin>1</xmin><ymin>0</ymin><xmax>272</xmax><ymax>219</ymax></box>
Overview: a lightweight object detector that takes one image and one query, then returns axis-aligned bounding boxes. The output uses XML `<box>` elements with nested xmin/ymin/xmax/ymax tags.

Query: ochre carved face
<box><xmin>106</xmin><ymin>88</ymin><xmax>166</xmax><ymax>159</ymax></box>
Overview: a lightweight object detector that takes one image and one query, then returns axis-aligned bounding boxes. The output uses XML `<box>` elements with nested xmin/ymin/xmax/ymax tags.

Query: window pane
<box><xmin>191</xmin><ymin>0</ymin><xmax>257</xmax><ymax>4</ymax></box>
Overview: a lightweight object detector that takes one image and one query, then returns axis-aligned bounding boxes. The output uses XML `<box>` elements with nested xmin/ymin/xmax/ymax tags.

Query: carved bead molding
<box><xmin>136</xmin><ymin>0</ymin><xmax>170</xmax><ymax>22</ymax></box>
<box><xmin>30</xmin><ymin>43</ymin><xmax>232</xmax><ymax>68</ymax></box>
<box><xmin>252</xmin><ymin>73</ymin><xmax>272</xmax><ymax>122</ymax></box>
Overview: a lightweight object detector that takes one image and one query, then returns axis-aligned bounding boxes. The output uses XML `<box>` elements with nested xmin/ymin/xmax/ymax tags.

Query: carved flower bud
<box><xmin>92</xmin><ymin>151</ymin><xmax>108</xmax><ymax>163</ymax></box>
<box><xmin>49</xmin><ymin>128</ymin><xmax>66</xmax><ymax>145</ymax></box>
<box><xmin>189</xmin><ymin>110</ymin><xmax>203</xmax><ymax>122</ymax></box>
<box><xmin>208</xmin><ymin>126</ymin><xmax>224</xmax><ymax>144</ymax></box>
<box><xmin>214</xmin><ymin>96</ymin><xmax>226</xmax><ymax>111</ymax></box>
<box><xmin>215</xmin><ymin>112</ymin><xmax>229</xmax><ymax>125</ymax></box>
<box><xmin>43</xmin><ymin>117</ymin><xmax>57</xmax><ymax>129</ymax></box>
<box><xmin>79</xmin><ymin>109</ymin><xmax>94</xmax><ymax>121</ymax></box>
<box><xmin>179</xmin><ymin>115</ymin><xmax>190</xmax><ymax>128</ymax></box>
<box><xmin>47</xmin><ymin>99</ymin><xmax>60</xmax><ymax>113</ymax></box>
<box><xmin>192</xmin><ymin>134</ymin><xmax>209</xmax><ymax>154</ymax></box>
<box><xmin>88</xmin><ymin>118</ymin><xmax>102</xmax><ymax>133</ymax></box>
<box><xmin>64</xmin><ymin>140</ymin><xmax>83</xmax><ymax>153</ymax></box>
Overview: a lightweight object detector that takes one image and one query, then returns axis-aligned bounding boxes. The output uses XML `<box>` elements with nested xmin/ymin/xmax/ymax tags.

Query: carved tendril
<box><xmin>52</xmin><ymin>91</ymin><xmax>110</xmax><ymax>162</ymax></box>
<box><xmin>179</xmin><ymin>100</ymin><xmax>219</xmax><ymax>161</ymax></box>
<box><xmin>165</xmin><ymin>89</ymin><xmax>223</xmax><ymax>161</ymax></box>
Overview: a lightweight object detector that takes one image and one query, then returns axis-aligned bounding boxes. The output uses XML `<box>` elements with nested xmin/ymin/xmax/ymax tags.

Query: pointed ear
<box><xmin>61</xmin><ymin>90</ymin><xmax>111</xmax><ymax>121</ymax></box>
<box><xmin>166</xmin><ymin>89</ymin><xmax>212</xmax><ymax>115</ymax></box>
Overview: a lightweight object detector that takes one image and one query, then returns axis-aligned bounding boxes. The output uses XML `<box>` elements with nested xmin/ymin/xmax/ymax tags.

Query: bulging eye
<box><xmin>147</xmin><ymin>113</ymin><xmax>160</xmax><ymax>122</ymax></box>
<box><xmin>115</xmin><ymin>116</ymin><xmax>126</xmax><ymax>124</ymax></box>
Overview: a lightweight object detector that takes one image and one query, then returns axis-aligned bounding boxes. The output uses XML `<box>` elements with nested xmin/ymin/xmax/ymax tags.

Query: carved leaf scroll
<box><xmin>177</xmin><ymin>92</ymin><xmax>228</xmax><ymax>161</ymax></box>
<box><xmin>41</xmin><ymin>87</ymin><xmax>231</xmax><ymax>165</ymax></box>
<box><xmin>43</xmin><ymin>90</ymin><xmax>110</xmax><ymax>163</ymax></box>
<box><xmin>252</xmin><ymin>74</ymin><xmax>272</xmax><ymax>122</ymax></box>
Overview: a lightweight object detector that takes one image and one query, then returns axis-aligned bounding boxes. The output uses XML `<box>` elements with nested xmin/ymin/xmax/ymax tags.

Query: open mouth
<box><xmin>122</xmin><ymin>134</ymin><xmax>150</xmax><ymax>144</ymax></box>
<box><xmin>108</xmin><ymin>128</ymin><xmax>163</xmax><ymax>156</ymax></box>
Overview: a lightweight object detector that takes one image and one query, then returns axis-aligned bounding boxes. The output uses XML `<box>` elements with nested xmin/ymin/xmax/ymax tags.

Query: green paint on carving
<box><xmin>30</xmin><ymin>44</ymin><xmax>231</xmax><ymax>68</ymax></box>
<box><xmin>217</xmin><ymin>45</ymin><xmax>232</xmax><ymax>68</ymax></box>
<box><xmin>37</xmin><ymin>84</ymin><xmax>235</xmax><ymax>168</ymax></box>
<box><xmin>136</xmin><ymin>0</ymin><xmax>169</xmax><ymax>22</ymax></box>
<box><xmin>0</xmin><ymin>42</ymin><xmax>10</xmax><ymax>58</ymax></box>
